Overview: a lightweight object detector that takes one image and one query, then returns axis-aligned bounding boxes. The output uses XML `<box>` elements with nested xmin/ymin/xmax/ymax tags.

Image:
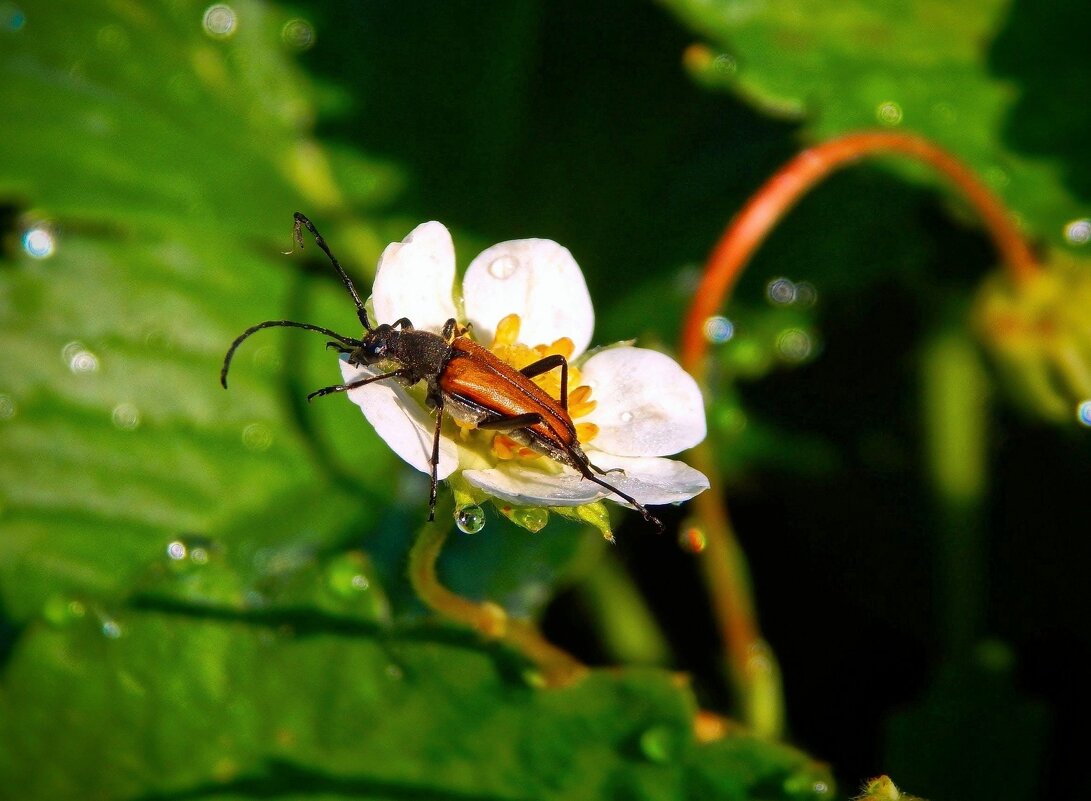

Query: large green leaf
<box><xmin>662</xmin><ymin>0</ymin><xmax>1091</xmax><ymax>252</ymax></box>
<box><xmin>0</xmin><ymin>605</ymin><xmax>833</xmax><ymax>801</ymax></box>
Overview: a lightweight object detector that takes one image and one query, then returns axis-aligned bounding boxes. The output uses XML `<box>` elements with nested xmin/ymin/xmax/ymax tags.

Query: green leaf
<box><xmin>0</xmin><ymin>607</ymin><xmax>834</xmax><ymax>801</ymax></box>
<box><xmin>662</xmin><ymin>0</ymin><xmax>1091</xmax><ymax>252</ymax></box>
<box><xmin>0</xmin><ymin>1</ymin><xmax>405</xmax><ymax>619</ymax></box>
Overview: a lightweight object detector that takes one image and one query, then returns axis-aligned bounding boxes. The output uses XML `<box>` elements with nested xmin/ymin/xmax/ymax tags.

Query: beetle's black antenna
<box><xmin>291</xmin><ymin>212</ymin><xmax>372</xmax><ymax>331</ymax></box>
<box><xmin>221</xmin><ymin>319</ymin><xmax>361</xmax><ymax>388</ymax></box>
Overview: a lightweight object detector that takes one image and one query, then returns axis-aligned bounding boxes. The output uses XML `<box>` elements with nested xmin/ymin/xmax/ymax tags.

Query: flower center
<box><xmin>473</xmin><ymin>313</ymin><xmax>598</xmax><ymax>461</ymax></box>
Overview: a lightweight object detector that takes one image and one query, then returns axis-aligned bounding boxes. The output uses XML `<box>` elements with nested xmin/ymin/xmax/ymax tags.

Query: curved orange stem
<box><xmin>679</xmin><ymin>131</ymin><xmax>1040</xmax><ymax>734</ymax></box>
<box><xmin>681</xmin><ymin>131</ymin><xmax>1040</xmax><ymax>372</ymax></box>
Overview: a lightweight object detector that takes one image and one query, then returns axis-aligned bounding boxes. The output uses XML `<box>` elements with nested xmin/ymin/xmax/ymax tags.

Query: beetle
<box><xmin>221</xmin><ymin>212</ymin><xmax>664</xmax><ymax>531</ymax></box>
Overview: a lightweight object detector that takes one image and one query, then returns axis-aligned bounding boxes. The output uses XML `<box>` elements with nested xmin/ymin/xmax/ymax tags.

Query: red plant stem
<box><xmin>679</xmin><ymin>131</ymin><xmax>1039</xmax><ymax>731</ymax></box>
<box><xmin>681</xmin><ymin>131</ymin><xmax>1040</xmax><ymax>372</ymax></box>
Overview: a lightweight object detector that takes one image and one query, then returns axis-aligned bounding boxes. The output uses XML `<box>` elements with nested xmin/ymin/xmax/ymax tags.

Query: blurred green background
<box><xmin>1</xmin><ymin>1</ymin><xmax>1088</xmax><ymax>799</ymax></box>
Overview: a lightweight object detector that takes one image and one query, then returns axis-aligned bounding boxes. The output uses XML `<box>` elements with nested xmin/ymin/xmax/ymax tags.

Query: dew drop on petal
<box><xmin>22</xmin><ymin>226</ymin><xmax>54</xmax><ymax>259</ymax></box>
<box><xmin>619</xmin><ymin>410</ymin><xmax>634</xmax><ymax>423</ymax></box>
<box><xmin>766</xmin><ymin>277</ymin><xmax>796</xmax><ymax>305</ymax></box>
<box><xmin>111</xmin><ymin>402</ymin><xmax>141</xmax><ymax>431</ymax></box>
<box><xmin>1077</xmin><ymin>400</ymin><xmax>1091</xmax><ymax>427</ymax></box>
<box><xmin>0</xmin><ymin>394</ymin><xmax>16</xmax><ymax>421</ymax></box>
<box><xmin>455</xmin><ymin>504</ymin><xmax>486</xmax><ymax>534</ymax></box>
<box><xmin>202</xmin><ymin>3</ymin><xmax>236</xmax><ymax>38</ymax></box>
<box><xmin>1064</xmin><ymin>218</ymin><xmax>1091</xmax><ymax>246</ymax></box>
<box><xmin>702</xmin><ymin>315</ymin><xmax>734</xmax><ymax>343</ymax></box>
<box><xmin>487</xmin><ymin>254</ymin><xmax>518</xmax><ymax>280</ymax></box>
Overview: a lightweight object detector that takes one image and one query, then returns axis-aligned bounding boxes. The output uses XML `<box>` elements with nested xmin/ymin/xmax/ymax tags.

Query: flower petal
<box><xmin>580</xmin><ymin>346</ymin><xmax>706</xmax><ymax>456</ymax></box>
<box><xmin>582</xmin><ymin>451</ymin><xmax>710</xmax><ymax>507</ymax></box>
<box><xmin>339</xmin><ymin>358</ymin><xmax>459</xmax><ymax>479</ymax></box>
<box><xmin>372</xmin><ymin>222</ymin><xmax>458</xmax><ymax>332</ymax></box>
<box><xmin>463</xmin><ymin>452</ymin><xmax>708</xmax><ymax>510</ymax></box>
<box><xmin>462</xmin><ymin>239</ymin><xmax>594</xmax><ymax>356</ymax></box>
<box><xmin>462</xmin><ymin>465</ymin><xmax>605</xmax><ymax>507</ymax></box>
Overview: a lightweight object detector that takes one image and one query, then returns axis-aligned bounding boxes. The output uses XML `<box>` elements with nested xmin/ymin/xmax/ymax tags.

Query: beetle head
<box><xmin>348</xmin><ymin>323</ymin><xmax>398</xmax><ymax>366</ymax></box>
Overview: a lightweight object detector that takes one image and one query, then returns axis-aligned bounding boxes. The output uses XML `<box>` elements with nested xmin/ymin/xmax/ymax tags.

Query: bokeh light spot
<box><xmin>702</xmin><ymin>315</ymin><xmax>735</xmax><ymax>343</ymax></box>
<box><xmin>203</xmin><ymin>4</ymin><xmax>236</xmax><ymax>39</ymax></box>
<box><xmin>22</xmin><ymin>227</ymin><xmax>55</xmax><ymax>259</ymax></box>
<box><xmin>1064</xmin><ymin>218</ymin><xmax>1091</xmax><ymax>246</ymax></box>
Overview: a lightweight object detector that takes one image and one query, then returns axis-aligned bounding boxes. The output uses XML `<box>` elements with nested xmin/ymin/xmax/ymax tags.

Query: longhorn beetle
<box><xmin>221</xmin><ymin>213</ymin><xmax>664</xmax><ymax>531</ymax></box>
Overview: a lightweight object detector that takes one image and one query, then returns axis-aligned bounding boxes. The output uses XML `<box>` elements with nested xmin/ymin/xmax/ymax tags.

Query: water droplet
<box><xmin>1064</xmin><ymin>218</ymin><xmax>1091</xmax><ymax>246</ymax></box>
<box><xmin>619</xmin><ymin>410</ymin><xmax>634</xmax><ymax>423</ymax></box>
<box><xmin>679</xmin><ymin>526</ymin><xmax>707</xmax><ymax>553</ymax></box>
<box><xmin>1</xmin><ymin>3</ymin><xmax>26</xmax><ymax>32</ymax></box>
<box><xmin>202</xmin><ymin>3</ymin><xmax>236</xmax><ymax>38</ymax></box>
<box><xmin>793</xmin><ymin>280</ymin><xmax>817</xmax><ymax>307</ymax></box>
<box><xmin>455</xmin><ymin>503</ymin><xmax>486</xmax><ymax>534</ymax></box>
<box><xmin>487</xmin><ymin>254</ymin><xmax>518</xmax><ymax>279</ymax></box>
<box><xmin>776</xmin><ymin>328</ymin><xmax>813</xmax><ymax>362</ymax></box>
<box><xmin>702</xmin><ymin>315</ymin><xmax>734</xmax><ymax>344</ymax></box>
<box><xmin>766</xmin><ymin>277</ymin><xmax>796</xmax><ymax>305</ymax></box>
<box><xmin>712</xmin><ymin>53</ymin><xmax>737</xmax><ymax>75</ymax></box>
<box><xmin>326</xmin><ymin>551</ymin><xmax>373</xmax><ymax>598</ymax></box>
<box><xmin>783</xmin><ymin>773</ymin><xmax>833</xmax><ymax>798</ymax></box>
<box><xmin>101</xmin><ymin>618</ymin><xmax>122</xmax><ymax>639</ymax></box>
<box><xmin>166</xmin><ymin>540</ymin><xmax>187</xmax><ymax>560</ymax></box>
<box><xmin>1077</xmin><ymin>401</ymin><xmax>1091</xmax><ymax>426</ymax></box>
<box><xmin>22</xmin><ymin>226</ymin><xmax>54</xmax><ymax>259</ymax></box>
<box><xmin>242</xmin><ymin>422</ymin><xmax>273</xmax><ymax>451</ymax></box>
<box><xmin>639</xmin><ymin>725</ymin><xmax>680</xmax><ymax>763</ymax></box>
<box><xmin>511</xmin><ymin>507</ymin><xmax>548</xmax><ymax>533</ymax></box>
<box><xmin>62</xmin><ymin>341</ymin><xmax>99</xmax><ymax>374</ymax></box>
<box><xmin>42</xmin><ymin>595</ymin><xmax>86</xmax><ymax>627</ymax></box>
<box><xmin>111</xmin><ymin>402</ymin><xmax>141</xmax><ymax>431</ymax></box>
<box><xmin>281</xmin><ymin>17</ymin><xmax>315</xmax><ymax>51</ymax></box>
<box><xmin>876</xmin><ymin>100</ymin><xmax>903</xmax><ymax>126</ymax></box>
<box><xmin>0</xmin><ymin>394</ymin><xmax>16</xmax><ymax>421</ymax></box>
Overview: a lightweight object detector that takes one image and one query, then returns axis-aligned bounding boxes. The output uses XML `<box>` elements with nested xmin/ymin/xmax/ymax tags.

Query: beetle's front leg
<box><xmin>306</xmin><ymin>367</ymin><xmax>411</xmax><ymax>401</ymax></box>
<box><xmin>428</xmin><ymin>395</ymin><xmax>445</xmax><ymax>521</ymax></box>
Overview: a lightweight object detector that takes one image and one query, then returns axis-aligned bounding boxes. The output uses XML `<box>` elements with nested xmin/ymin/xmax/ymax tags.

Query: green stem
<box><xmin>921</xmin><ymin>326</ymin><xmax>989</xmax><ymax>653</ymax></box>
<box><xmin>407</xmin><ymin>516</ymin><xmax>588</xmax><ymax>686</ymax></box>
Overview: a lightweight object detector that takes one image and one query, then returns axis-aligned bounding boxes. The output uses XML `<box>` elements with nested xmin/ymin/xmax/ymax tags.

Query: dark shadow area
<box><xmin>989</xmin><ymin>0</ymin><xmax>1091</xmax><ymax>205</ymax></box>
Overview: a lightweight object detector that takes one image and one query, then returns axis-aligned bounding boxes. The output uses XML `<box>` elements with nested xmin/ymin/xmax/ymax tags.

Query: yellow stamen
<box><xmin>568</xmin><ymin>385</ymin><xmax>593</xmax><ymax>405</ymax></box>
<box><xmin>569</xmin><ymin>399</ymin><xmax>597</xmax><ymax>418</ymax></box>
<box><xmin>575</xmin><ymin>422</ymin><xmax>599</xmax><ymax>443</ymax></box>
<box><xmin>493</xmin><ymin>314</ymin><xmax>522</xmax><ymax>346</ymax></box>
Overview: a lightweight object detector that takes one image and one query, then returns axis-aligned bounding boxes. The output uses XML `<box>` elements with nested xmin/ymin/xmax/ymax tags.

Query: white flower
<box><xmin>339</xmin><ymin>222</ymin><xmax>709</xmax><ymax>527</ymax></box>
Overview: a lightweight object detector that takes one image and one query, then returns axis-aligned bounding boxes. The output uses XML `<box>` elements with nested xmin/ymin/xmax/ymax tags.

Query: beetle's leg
<box><xmin>519</xmin><ymin>355</ymin><xmax>569</xmax><ymax>411</ymax></box>
<box><xmin>391</xmin><ymin>318</ymin><xmax>413</xmax><ymax>330</ymax></box>
<box><xmin>306</xmin><ymin>367</ymin><xmax>412</xmax><ymax>402</ymax></box>
<box><xmin>475</xmin><ymin>412</ymin><xmax>547</xmax><ymax>431</ymax></box>
<box><xmin>588</xmin><ymin>461</ymin><xmax>625</xmax><ymax>476</ymax></box>
<box><xmin>428</xmin><ymin>396</ymin><xmax>445</xmax><ymax>522</ymax></box>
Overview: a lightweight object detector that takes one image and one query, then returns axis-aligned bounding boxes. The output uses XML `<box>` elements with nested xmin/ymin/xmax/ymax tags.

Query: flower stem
<box><xmin>679</xmin><ymin>131</ymin><xmax>1037</xmax><ymax>736</ymax></box>
<box><xmin>407</xmin><ymin>518</ymin><xmax>588</xmax><ymax>686</ymax></box>
<box><xmin>680</xmin><ymin>131</ymin><xmax>1040</xmax><ymax>371</ymax></box>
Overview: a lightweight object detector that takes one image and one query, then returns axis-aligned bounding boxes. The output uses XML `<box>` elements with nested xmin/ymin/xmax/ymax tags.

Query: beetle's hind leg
<box><xmin>520</xmin><ymin>355</ymin><xmax>569</xmax><ymax>411</ymax></box>
<box><xmin>577</xmin><ymin>466</ymin><xmax>664</xmax><ymax>533</ymax></box>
